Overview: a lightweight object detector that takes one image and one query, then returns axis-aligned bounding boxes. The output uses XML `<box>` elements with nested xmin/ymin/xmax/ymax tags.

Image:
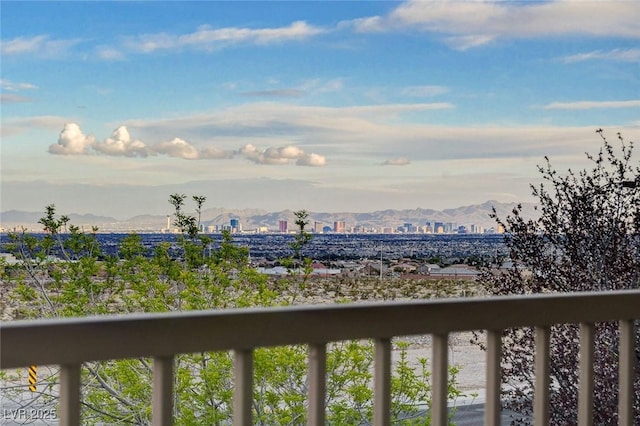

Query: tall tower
<box><xmin>166</xmin><ymin>215</ymin><xmax>171</xmax><ymax>231</ymax></box>
<box><xmin>279</xmin><ymin>220</ymin><xmax>288</xmax><ymax>233</ymax></box>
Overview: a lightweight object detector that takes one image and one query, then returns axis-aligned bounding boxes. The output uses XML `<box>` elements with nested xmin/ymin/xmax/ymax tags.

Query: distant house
<box><xmin>0</xmin><ymin>253</ymin><xmax>19</xmax><ymax>265</ymax></box>
<box><xmin>392</xmin><ymin>262</ymin><xmax>417</xmax><ymax>274</ymax></box>
<box><xmin>429</xmin><ymin>264</ymin><xmax>479</xmax><ymax>279</ymax></box>
<box><xmin>255</xmin><ymin>265</ymin><xmax>341</xmax><ymax>277</ymax></box>
<box><xmin>361</xmin><ymin>263</ymin><xmax>389</xmax><ymax>277</ymax></box>
<box><xmin>417</xmin><ymin>263</ymin><xmax>441</xmax><ymax>275</ymax></box>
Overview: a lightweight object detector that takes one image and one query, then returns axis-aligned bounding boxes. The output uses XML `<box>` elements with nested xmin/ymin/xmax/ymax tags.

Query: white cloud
<box><xmin>47</xmin><ymin>124</ymin><xmax>235</xmax><ymax>160</ymax></box>
<box><xmin>49</xmin><ymin>123</ymin><xmax>95</xmax><ymax>155</ymax></box>
<box><xmin>342</xmin><ymin>103</ymin><xmax>454</xmax><ymax>115</ymax></box>
<box><xmin>240</xmin><ymin>89</ymin><xmax>304</xmax><ymax>98</ymax></box>
<box><xmin>297</xmin><ymin>153</ymin><xmax>327</xmax><ymax>167</ymax></box>
<box><xmin>301</xmin><ymin>78</ymin><xmax>345</xmax><ymax>93</ymax></box>
<box><xmin>1</xmin><ymin>35</ymin><xmax>80</xmax><ymax>58</ymax></box>
<box><xmin>444</xmin><ymin>35</ymin><xmax>495</xmax><ymax>51</ymax></box>
<box><xmin>0</xmin><ymin>93</ymin><xmax>31</xmax><ymax>103</ymax></box>
<box><xmin>401</xmin><ymin>85</ymin><xmax>449</xmax><ymax>97</ymax></box>
<box><xmin>349</xmin><ymin>16</ymin><xmax>385</xmax><ymax>33</ymax></box>
<box><xmin>153</xmin><ymin>138</ymin><xmax>234</xmax><ymax>160</ymax></box>
<box><xmin>2</xmin><ymin>115</ymin><xmax>69</xmax><ymax>138</ymax></box>
<box><xmin>125</xmin><ymin>21</ymin><xmax>325</xmax><ymax>53</ymax></box>
<box><xmin>542</xmin><ymin>100</ymin><xmax>640</xmax><ymax>110</ymax></box>
<box><xmin>239</xmin><ymin>143</ymin><xmax>326</xmax><ymax>166</ymax></box>
<box><xmin>237</xmin><ymin>78</ymin><xmax>345</xmax><ymax>100</ymax></box>
<box><xmin>1</xmin><ymin>35</ymin><xmax>49</xmax><ymax>54</ymax></box>
<box><xmin>96</xmin><ymin>46</ymin><xmax>125</xmax><ymax>61</ymax></box>
<box><xmin>119</xmin><ymin>102</ymin><xmax>639</xmax><ymax>167</ymax></box>
<box><xmin>92</xmin><ymin>126</ymin><xmax>152</xmax><ymax>157</ymax></box>
<box><xmin>154</xmin><ymin>138</ymin><xmax>199</xmax><ymax>159</ymax></box>
<box><xmin>562</xmin><ymin>48</ymin><xmax>640</xmax><ymax>63</ymax></box>
<box><xmin>199</xmin><ymin>146</ymin><xmax>235</xmax><ymax>159</ymax></box>
<box><xmin>0</xmin><ymin>79</ymin><xmax>37</xmax><ymax>92</ymax></box>
<box><xmin>350</xmin><ymin>0</ymin><xmax>640</xmax><ymax>50</ymax></box>
<box><xmin>382</xmin><ymin>157</ymin><xmax>411</xmax><ymax>166</ymax></box>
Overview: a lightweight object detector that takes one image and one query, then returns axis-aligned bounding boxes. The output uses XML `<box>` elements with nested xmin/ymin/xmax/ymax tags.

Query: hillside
<box><xmin>1</xmin><ymin>201</ymin><xmax>536</xmax><ymax>233</ymax></box>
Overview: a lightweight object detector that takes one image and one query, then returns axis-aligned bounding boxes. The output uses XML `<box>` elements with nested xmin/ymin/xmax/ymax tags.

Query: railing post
<box><xmin>233</xmin><ymin>349</ymin><xmax>253</xmax><ymax>426</ymax></box>
<box><xmin>59</xmin><ymin>364</ymin><xmax>81</xmax><ymax>426</ymax></box>
<box><xmin>577</xmin><ymin>323</ymin><xmax>594</xmax><ymax>426</ymax></box>
<box><xmin>533</xmin><ymin>326</ymin><xmax>550</xmax><ymax>426</ymax></box>
<box><xmin>152</xmin><ymin>355</ymin><xmax>174</xmax><ymax>426</ymax></box>
<box><xmin>431</xmin><ymin>333</ymin><xmax>449</xmax><ymax>426</ymax></box>
<box><xmin>619</xmin><ymin>319</ymin><xmax>635</xmax><ymax>426</ymax></box>
<box><xmin>373</xmin><ymin>338</ymin><xmax>391</xmax><ymax>426</ymax></box>
<box><xmin>485</xmin><ymin>329</ymin><xmax>502</xmax><ymax>426</ymax></box>
<box><xmin>307</xmin><ymin>343</ymin><xmax>326</xmax><ymax>426</ymax></box>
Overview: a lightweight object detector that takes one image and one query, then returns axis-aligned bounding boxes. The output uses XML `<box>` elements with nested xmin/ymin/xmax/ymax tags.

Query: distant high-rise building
<box><xmin>230</xmin><ymin>218</ymin><xmax>241</xmax><ymax>232</ymax></box>
<box><xmin>334</xmin><ymin>221</ymin><xmax>346</xmax><ymax>233</ymax></box>
<box><xmin>434</xmin><ymin>221</ymin><xmax>445</xmax><ymax>234</ymax></box>
<box><xmin>279</xmin><ymin>220</ymin><xmax>288</xmax><ymax>233</ymax></box>
<box><xmin>314</xmin><ymin>221</ymin><xmax>323</xmax><ymax>233</ymax></box>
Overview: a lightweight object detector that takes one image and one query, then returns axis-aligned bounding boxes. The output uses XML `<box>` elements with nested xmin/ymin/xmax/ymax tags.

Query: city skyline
<box><xmin>2</xmin><ymin>1</ymin><xmax>639</xmax><ymax>219</ymax></box>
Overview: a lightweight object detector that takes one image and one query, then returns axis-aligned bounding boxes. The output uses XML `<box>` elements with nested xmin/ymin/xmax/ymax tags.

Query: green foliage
<box><xmin>2</xmin><ymin>201</ymin><xmax>463</xmax><ymax>425</ymax></box>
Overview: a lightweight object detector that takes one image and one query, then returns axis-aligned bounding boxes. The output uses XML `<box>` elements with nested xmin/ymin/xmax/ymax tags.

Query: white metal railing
<box><xmin>2</xmin><ymin>290</ymin><xmax>639</xmax><ymax>426</ymax></box>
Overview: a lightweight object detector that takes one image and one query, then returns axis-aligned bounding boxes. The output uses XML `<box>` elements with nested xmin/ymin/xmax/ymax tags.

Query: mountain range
<box><xmin>1</xmin><ymin>201</ymin><xmax>537</xmax><ymax>232</ymax></box>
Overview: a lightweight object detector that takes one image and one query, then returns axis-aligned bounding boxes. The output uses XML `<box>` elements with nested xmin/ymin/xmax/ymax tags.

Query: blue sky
<box><xmin>2</xmin><ymin>1</ymin><xmax>639</xmax><ymax>218</ymax></box>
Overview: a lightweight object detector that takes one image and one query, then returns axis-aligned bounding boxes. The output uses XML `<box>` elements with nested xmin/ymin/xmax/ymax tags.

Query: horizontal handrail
<box><xmin>2</xmin><ymin>289</ymin><xmax>640</xmax><ymax>369</ymax></box>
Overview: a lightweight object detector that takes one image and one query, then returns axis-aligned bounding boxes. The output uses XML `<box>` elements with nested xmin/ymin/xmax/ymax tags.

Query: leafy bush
<box><xmin>1</xmin><ymin>195</ymin><xmax>462</xmax><ymax>425</ymax></box>
<box><xmin>477</xmin><ymin>131</ymin><xmax>640</xmax><ymax>424</ymax></box>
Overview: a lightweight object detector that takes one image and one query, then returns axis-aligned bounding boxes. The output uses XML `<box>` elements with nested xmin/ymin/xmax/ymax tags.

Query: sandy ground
<box><xmin>394</xmin><ymin>332</ymin><xmax>487</xmax><ymax>404</ymax></box>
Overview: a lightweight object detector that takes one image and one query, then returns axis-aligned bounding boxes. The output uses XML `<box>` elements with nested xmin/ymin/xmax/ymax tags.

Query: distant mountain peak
<box><xmin>1</xmin><ymin>200</ymin><xmax>537</xmax><ymax>232</ymax></box>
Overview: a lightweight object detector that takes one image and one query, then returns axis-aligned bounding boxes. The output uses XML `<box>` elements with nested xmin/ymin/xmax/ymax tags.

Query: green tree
<box><xmin>2</xmin><ymin>201</ymin><xmax>463</xmax><ymax>425</ymax></box>
<box><xmin>478</xmin><ymin>130</ymin><xmax>640</xmax><ymax>423</ymax></box>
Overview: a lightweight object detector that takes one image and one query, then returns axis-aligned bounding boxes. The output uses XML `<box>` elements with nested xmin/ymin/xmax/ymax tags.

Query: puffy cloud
<box><xmin>49</xmin><ymin>123</ymin><xmax>95</xmax><ymax>155</ymax></box>
<box><xmin>92</xmin><ymin>126</ymin><xmax>151</xmax><ymax>157</ymax></box>
<box><xmin>154</xmin><ymin>138</ymin><xmax>199</xmax><ymax>159</ymax></box>
<box><xmin>48</xmin><ymin>123</ymin><xmax>236</xmax><ymax>160</ymax></box>
<box><xmin>240</xmin><ymin>144</ymin><xmax>288</xmax><ymax>165</ymax></box>
<box><xmin>239</xmin><ymin>143</ymin><xmax>326</xmax><ymax>166</ymax></box>
<box><xmin>382</xmin><ymin>157</ymin><xmax>411</xmax><ymax>166</ymax></box>
<box><xmin>297</xmin><ymin>153</ymin><xmax>327</xmax><ymax>167</ymax></box>
<box><xmin>199</xmin><ymin>146</ymin><xmax>235</xmax><ymax>159</ymax></box>
<box><xmin>541</xmin><ymin>100</ymin><xmax>640</xmax><ymax>110</ymax></box>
